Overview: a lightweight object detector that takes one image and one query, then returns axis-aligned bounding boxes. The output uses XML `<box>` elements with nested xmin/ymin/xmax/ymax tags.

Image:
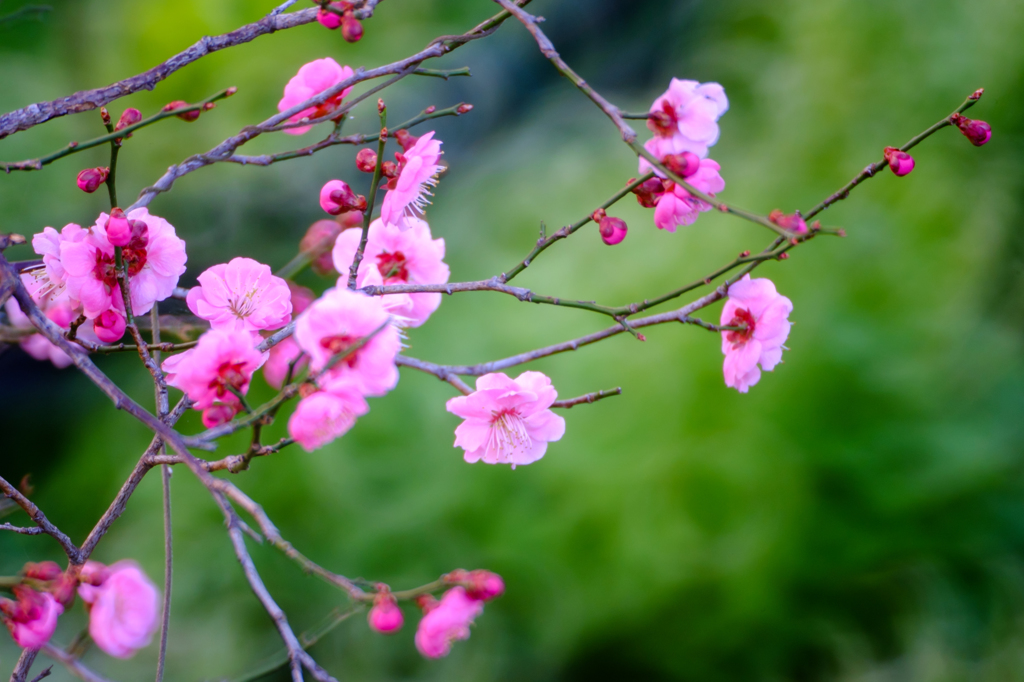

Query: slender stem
<box><xmin>347</xmin><ymin>110</ymin><xmax>388</xmax><ymax>289</ymax></box>
<box><xmin>115</xmin><ymin>247</ymin><xmax>168</xmax><ymax>397</ymax></box>
<box><xmin>106</xmin><ymin>142</ymin><xmax>120</xmax><ymax>209</ymax></box>
<box><xmin>71</xmin><ymin>340</ymin><xmax>198</xmax><ymax>354</ymax></box>
<box><xmin>551</xmin><ymin>387</ymin><xmax>622</xmax><ymax>409</ymax></box>
<box><xmin>151</xmin><ymin>306</ymin><xmax>172</xmax><ymax>682</ymax></box>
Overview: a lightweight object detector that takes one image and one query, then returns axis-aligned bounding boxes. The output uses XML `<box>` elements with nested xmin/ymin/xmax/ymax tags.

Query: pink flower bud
<box><xmin>951</xmin><ymin>114</ymin><xmax>991</xmax><ymax>146</ymax></box>
<box><xmin>76</xmin><ymin>167</ymin><xmax>109</xmax><ymax>193</ymax></box>
<box><xmin>341</xmin><ymin>13</ymin><xmax>363</xmax><ymax>42</ymax></box>
<box><xmin>464</xmin><ymin>570</ymin><xmax>505</xmax><ymax>602</ymax></box>
<box><xmin>94</xmin><ymin>310</ymin><xmax>126</xmax><ymax>343</ymax></box>
<box><xmin>355</xmin><ymin>148</ymin><xmax>378</xmax><ymax>173</ymax></box>
<box><xmin>23</xmin><ymin>561</ymin><xmax>62</xmax><ymax>581</ymax></box>
<box><xmin>599</xmin><ymin>216</ymin><xmax>628</xmax><ymax>245</ymax></box>
<box><xmin>106</xmin><ymin>208</ymin><xmax>132</xmax><ymax>246</ymax></box>
<box><xmin>316</xmin><ymin>2</ymin><xmax>344</xmax><ymax>29</ymax></box>
<box><xmin>768</xmin><ymin>210</ymin><xmax>808</xmax><ymax>235</ymax></box>
<box><xmin>456</xmin><ymin>103</ymin><xmax>474</xmax><ymax>115</ymax></box>
<box><xmin>202</xmin><ymin>404</ymin><xmax>238</xmax><ymax>429</ymax></box>
<box><xmin>883</xmin><ymin>147</ymin><xmax>915</xmax><ymax>176</ymax></box>
<box><xmin>393</xmin><ymin>129</ymin><xmax>419</xmax><ymax>152</ymax></box>
<box><xmin>425</xmin><ymin>106</ymin><xmax>436</xmax><ymax>114</ymax></box>
<box><xmin>368</xmin><ymin>591</ymin><xmax>404</xmax><ymax>634</ymax></box>
<box><xmin>319</xmin><ymin>180</ymin><xmax>367</xmax><ymax>215</ymax></box>
<box><xmin>381</xmin><ymin>160</ymin><xmax>398</xmax><ymax>179</ymax></box>
<box><xmin>115</xmin><ymin>108</ymin><xmax>142</xmax><ymax>132</ymax></box>
<box><xmin>163</xmin><ymin>100</ymin><xmax>201</xmax><ymax>122</ymax></box>
<box><xmin>662</xmin><ymin>152</ymin><xmax>701</xmax><ymax>178</ymax></box>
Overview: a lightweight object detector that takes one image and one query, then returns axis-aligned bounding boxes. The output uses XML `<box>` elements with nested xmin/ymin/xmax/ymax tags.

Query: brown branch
<box><xmin>551</xmin><ymin>387</ymin><xmax>622</xmax><ymax>409</ymax></box>
<box><xmin>0</xmin><ymin>475</ymin><xmax>81</xmax><ymax>563</ymax></box>
<box><xmin>40</xmin><ymin>644</ymin><xmax>117</xmax><ymax>682</ymax></box>
<box><xmin>0</xmin><ymin>523</ymin><xmax>45</xmax><ymax>535</ymax></box>
<box><xmin>0</xmin><ymin>8</ymin><xmax>319</xmax><ymax>139</ymax></box>
<box><xmin>11</xmin><ymin>649</ymin><xmax>38</xmax><ymax>682</ymax></box>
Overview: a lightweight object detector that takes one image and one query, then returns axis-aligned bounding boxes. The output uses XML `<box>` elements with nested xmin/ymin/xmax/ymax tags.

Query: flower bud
<box><xmin>463</xmin><ymin>570</ymin><xmax>505</xmax><ymax>602</ymax></box>
<box><xmin>368</xmin><ymin>591</ymin><xmax>404</xmax><ymax>634</ymax></box>
<box><xmin>163</xmin><ymin>101</ymin><xmax>201</xmax><ymax>122</ymax></box>
<box><xmin>76</xmin><ymin>167</ymin><xmax>109</xmax><ymax>193</ymax></box>
<box><xmin>425</xmin><ymin>105</ymin><xmax>436</xmax><ymax>114</ymax></box>
<box><xmin>22</xmin><ymin>561</ymin><xmax>62</xmax><ymax>581</ymax></box>
<box><xmin>393</xmin><ymin>129</ymin><xmax>418</xmax><ymax>152</ymax></box>
<box><xmin>662</xmin><ymin>152</ymin><xmax>701</xmax><ymax>178</ymax></box>
<box><xmin>631</xmin><ymin>177</ymin><xmax>665</xmax><ymax>209</ymax></box>
<box><xmin>355</xmin><ymin>148</ymin><xmax>378</xmax><ymax>173</ymax></box>
<box><xmin>319</xmin><ymin>179</ymin><xmax>366</xmax><ymax>215</ymax></box>
<box><xmin>100</xmin><ymin>107</ymin><xmax>111</xmax><ymax>127</ymax></box>
<box><xmin>94</xmin><ymin>310</ymin><xmax>126</xmax><ymax>343</ymax></box>
<box><xmin>341</xmin><ymin>13</ymin><xmax>363</xmax><ymax>42</ymax></box>
<box><xmin>415</xmin><ymin>594</ymin><xmax>439</xmax><ymax>614</ymax></box>
<box><xmin>316</xmin><ymin>2</ymin><xmax>344</xmax><ymax>29</ymax></box>
<box><xmin>456</xmin><ymin>103</ymin><xmax>474</xmax><ymax>115</ymax></box>
<box><xmin>381</xmin><ymin>160</ymin><xmax>398</xmax><ymax>178</ymax></box>
<box><xmin>300</xmin><ymin>219</ymin><xmax>343</xmax><ymax>275</ymax></box>
<box><xmin>951</xmin><ymin>113</ymin><xmax>991</xmax><ymax>146</ymax></box>
<box><xmin>768</xmin><ymin>210</ymin><xmax>808</xmax><ymax>235</ymax></box>
<box><xmin>106</xmin><ymin>208</ymin><xmax>132</xmax><ymax>246</ymax></box>
<box><xmin>591</xmin><ymin>208</ymin><xmax>607</xmax><ymax>222</ymax></box>
<box><xmin>599</xmin><ymin>217</ymin><xmax>628</xmax><ymax>246</ymax></box>
<box><xmin>202</xmin><ymin>404</ymin><xmax>238</xmax><ymax>429</ymax></box>
<box><xmin>49</xmin><ymin>573</ymin><xmax>77</xmax><ymax>607</ymax></box>
<box><xmin>115</xmin><ymin>108</ymin><xmax>142</xmax><ymax>133</ymax></box>
<box><xmin>883</xmin><ymin>146</ymin><xmax>915</xmax><ymax>177</ymax></box>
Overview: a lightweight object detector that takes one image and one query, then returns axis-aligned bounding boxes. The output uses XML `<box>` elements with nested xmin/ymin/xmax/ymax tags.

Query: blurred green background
<box><xmin>2</xmin><ymin>0</ymin><xmax>1024</xmax><ymax>680</ymax></box>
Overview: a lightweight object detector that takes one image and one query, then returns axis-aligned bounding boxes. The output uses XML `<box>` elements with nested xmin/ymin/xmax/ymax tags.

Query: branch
<box><xmin>0</xmin><ymin>9</ymin><xmax>319</xmax><ymax>139</ymax></box>
<box><xmin>551</xmin><ymin>387</ymin><xmax>622</xmax><ymax>409</ymax></box>
<box><xmin>0</xmin><ymin>475</ymin><xmax>81</xmax><ymax>563</ymax></box>
<box><xmin>40</xmin><ymin>644</ymin><xmax>117</xmax><ymax>682</ymax></box>
<box><xmin>10</xmin><ymin>649</ymin><xmax>38</xmax><ymax>682</ymax></box>
<box><xmin>0</xmin><ymin>523</ymin><xmax>45</xmax><ymax>535</ymax></box>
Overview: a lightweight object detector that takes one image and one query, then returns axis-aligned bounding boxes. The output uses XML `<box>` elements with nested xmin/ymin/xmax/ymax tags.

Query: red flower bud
<box><xmin>100</xmin><ymin>107</ymin><xmax>111</xmax><ymax>127</ymax></box>
<box><xmin>316</xmin><ymin>2</ymin><xmax>344</xmax><ymax>29</ymax></box>
<box><xmin>393</xmin><ymin>129</ymin><xmax>418</xmax><ymax>152</ymax></box>
<box><xmin>591</xmin><ymin>208</ymin><xmax>607</xmax><ymax>222</ymax></box>
<box><xmin>106</xmin><ymin>208</ymin><xmax>132</xmax><ymax>247</ymax></box>
<box><xmin>463</xmin><ymin>570</ymin><xmax>505</xmax><ymax>602</ymax></box>
<box><xmin>599</xmin><ymin>217</ymin><xmax>628</xmax><ymax>246</ymax></box>
<box><xmin>22</xmin><ymin>562</ymin><xmax>62</xmax><ymax>582</ymax></box>
<box><xmin>425</xmin><ymin>105</ymin><xmax>436</xmax><ymax>114</ymax></box>
<box><xmin>76</xmin><ymin>167</ymin><xmax>109</xmax><ymax>193</ymax></box>
<box><xmin>114</xmin><ymin>108</ymin><xmax>142</xmax><ymax>132</ymax></box>
<box><xmin>381</xmin><ymin>160</ymin><xmax>398</xmax><ymax>179</ymax></box>
<box><xmin>456</xmin><ymin>103</ymin><xmax>474</xmax><ymax>115</ymax></box>
<box><xmin>163</xmin><ymin>100</ymin><xmax>201</xmax><ymax>122</ymax></box>
<box><xmin>341</xmin><ymin>13</ymin><xmax>363</xmax><ymax>42</ymax></box>
<box><xmin>368</xmin><ymin>590</ymin><xmax>403</xmax><ymax>634</ymax></box>
<box><xmin>951</xmin><ymin>113</ymin><xmax>991</xmax><ymax>146</ymax></box>
<box><xmin>662</xmin><ymin>151</ymin><xmax>701</xmax><ymax>178</ymax></box>
<box><xmin>768</xmin><ymin>209</ymin><xmax>808</xmax><ymax>235</ymax></box>
<box><xmin>355</xmin><ymin>148</ymin><xmax>378</xmax><ymax>173</ymax></box>
<box><xmin>300</xmin><ymin>219</ymin><xmax>343</xmax><ymax>275</ymax></box>
<box><xmin>883</xmin><ymin>146</ymin><xmax>915</xmax><ymax>177</ymax></box>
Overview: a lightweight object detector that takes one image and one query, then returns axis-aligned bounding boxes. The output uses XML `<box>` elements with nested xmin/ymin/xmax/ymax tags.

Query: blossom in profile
<box><xmin>163</xmin><ymin>329</ymin><xmax>266</xmax><ymax>409</ymax></box>
<box><xmin>294</xmin><ymin>287</ymin><xmax>401</xmax><ymax>397</ymax></box>
<box><xmin>414</xmin><ymin>587</ymin><xmax>484</xmax><ymax>658</ymax></box>
<box><xmin>287</xmin><ymin>384</ymin><xmax>369</xmax><ymax>452</ymax></box>
<box><xmin>278</xmin><ymin>58</ymin><xmax>355</xmax><ymax>135</ymax></box>
<box><xmin>60</xmin><ymin>208</ymin><xmax>187</xmax><ymax>319</ymax></box>
<box><xmin>445</xmin><ymin>371</ymin><xmax>566</xmax><ymax>468</ymax></box>
<box><xmin>380</xmin><ymin>131</ymin><xmax>443</xmax><ymax>232</ymax></box>
<box><xmin>652</xmin><ymin>159</ymin><xmax>725</xmax><ymax>232</ymax></box>
<box><xmin>0</xmin><ymin>585</ymin><xmax>63</xmax><ymax>649</ymax></box>
<box><xmin>644</xmin><ymin>78</ymin><xmax>729</xmax><ymax>161</ymax></box>
<box><xmin>78</xmin><ymin>560</ymin><xmax>159</xmax><ymax>659</ymax></box>
<box><xmin>333</xmin><ymin>217</ymin><xmax>449</xmax><ymax>327</ymax></box>
<box><xmin>720</xmin><ymin>274</ymin><xmax>793</xmax><ymax>393</ymax></box>
<box><xmin>186</xmin><ymin>257</ymin><xmax>293</xmax><ymax>333</ymax></box>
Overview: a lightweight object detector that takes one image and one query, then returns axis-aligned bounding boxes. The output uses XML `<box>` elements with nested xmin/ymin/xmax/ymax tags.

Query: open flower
<box><xmin>380</xmin><ymin>131</ymin><xmax>443</xmax><ymax>232</ymax></box>
<box><xmin>163</xmin><ymin>329</ymin><xmax>266</xmax><ymax>409</ymax></box>
<box><xmin>186</xmin><ymin>257</ymin><xmax>292</xmax><ymax>333</ymax></box>
<box><xmin>0</xmin><ymin>586</ymin><xmax>63</xmax><ymax>649</ymax></box>
<box><xmin>288</xmin><ymin>383</ymin><xmax>369</xmax><ymax>452</ymax></box>
<box><xmin>720</xmin><ymin>275</ymin><xmax>793</xmax><ymax>393</ymax></box>
<box><xmin>4</xmin><ymin>274</ymin><xmax>98</xmax><ymax>368</ymax></box>
<box><xmin>414</xmin><ymin>587</ymin><xmax>484</xmax><ymax>659</ymax></box>
<box><xmin>27</xmin><ymin>224</ymin><xmax>83</xmax><ymax>306</ymax></box>
<box><xmin>78</xmin><ymin>561</ymin><xmax>159</xmax><ymax>659</ymax></box>
<box><xmin>445</xmin><ymin>371</ymin><xmax>566</xmax><ymax>468</ymax></box>
<box><xmin>644</xmin><ymin>78</ymin><xmax>729</xmax><ymax>161</ymax></box>
<box><xmin>333</xmin><ymin>217</ymin><xmax>449</xmax><ymax>327</ymax></box>
<box><xmin>652</xmin><ymin>159</ymin><xmax>725</xmax><ymax>232</ymax></box>
<box><xmin>278</xmin><ymin>58</ymin><xmax>355</xmax><ymax>135</ymax></box>
<box><xmin>294</xmin><ymin>287</ymin><xmax>401</xmax><ymax>397</ymax></box>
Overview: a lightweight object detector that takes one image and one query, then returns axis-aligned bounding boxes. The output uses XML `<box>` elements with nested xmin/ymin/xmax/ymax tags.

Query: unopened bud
<box><xmin>105</xmin><ymin>208</ymin><xmax>132</xmax><ymax>246</ymax></box>
<box><xmin>341</xmin><ymin>13</ymin><xmax>363</xmax><ymax>42</ymax></box>
<box><xmin>969</xmin><ymin>88</ymin><xmax>984</xmax><ymax>101</ymax></box>
<box><xmin>632</xmin><ymin>177</ymin><xmax>665</xmax><ymax>209</ymax></box>
<box><xmin>22</xmin><ymin>562</ymin><xmax>62</xmax><ymax>582</ymax></box>
<box><xmin>316</xmin><ymin>1</ymin><xmax>344</xmax><ymax>29</ymax></box>
<box><xmin>94</xmin><ymin>310</ymin><xmax>126</xmax><ymax>343</ymax></box>
<box><xmin>599</xmin><ymin>216</ymin><xmax>628</xmax><ymax>246</ymax></box>
<box><xmin>163</xmin><ymin>100</ymin><xmax>201</xmax><ymax>122</ymax></box>
<box><xmin>463</xmin><ymin>570</ymin><xmax>505</xmax><ymax>602</ymax></box>
<box><xmin>355</xmin><ymin>148</ymin><xmax>378</xmax><ymax>172</ymax></box>
<box><xmin>114</xmin><ymin>108</ymin><xmax>142</xmax><ymax>133</ymax></box>
<box><xmin>951</xmin><ymin>113</ymin><xmax>991</xmax><ymax>146</ymax></box>
<box><xmin>319</xmin><ymin>179</ymin><xmax>366</xmax><ymax>215</ymax></box>
<box><xmin>393</xmin><ymin>129</ymin><xmax>418</xmax><ymax>152</ymax></box>
<box><xmin>100</xmin><ymin>107</ymin><xmax>111</xmax><ymax>126</ymax></box>
<box><xmin>415</xmin><ymin>594</ymin><xmax>439</xmax><ymax>614</ymax></box>
<box><xmin>456</xmin><ymin>103</ymin><xmax>474</xmax><ymax>115</ymax></box>
<box><xmin>768</xmin><ymin>209</ymin><xmax>808</xmax><ymax>235</ymax></box>
<box><xmin>203</xmin><ymin>102</ymin><xmax>216</xmax><ymax>111</ymax></box>
<box><xmin>377</xmin><ymin>99</ymin><xmax>386</xmax><ymax>115</ymax></box>
<box><xmin>50</xmin><ymin>574</ymin><xmax>77</xmax><ymax>607</ymax></box>
<box><xmin>739</xmin><ymin>250</ymin><xmax>750</xmax><ymax>258</ymax></box>
<box><xmin>202</xmin><ymin>404</ymin><xmax>238</xmax><ymax>429</ymax></box>
<box><xmin>662</xmin><ymin>151</ymin><xmax>701</xmax><ymax>178</ymax></box>
<box><xmin>883</xmin><ymin>146</ymin><xmax>915</xmax><ymax>176</ymax></box>
<box><xmin>591</xmin><ymin>208</ymin><xmax>607</xmax><ymax>222</ymax></box>
<box><xmin>76</xmin><ymin>167</ymin><xmax>109</xmax><ymax>193</ymax></box>
<box><xmin>425</xmin><ymin>105</ymin><xmax>436</xmax><ymax>114</ymax></box>
<box><xmin>381</xmin><ymin>160</ymin><xmax>398</xmax><ymax>178</ymax></box>
<box><xmin>637</xmin><ymin>333</ymin><xmax>647</xmax><ymax>342</ymax></box>
<box><xmin>778</xmin><ymin>252</ymin><xmax>789</xmax><ymax>260</ymax></box>
<box><xmin>300</xmin><ymin>219</ymin><xmax>343</xmax><ymax>275</ymax></box>
<box><xmin>225</xmin><ymin>86</ymin><xmax>238</xmax><ymax>97</ymax></box>
<box><xmin>368</xmin><ymin>589</ymin><xmax>403</xmax><ymax>634</ymax></box>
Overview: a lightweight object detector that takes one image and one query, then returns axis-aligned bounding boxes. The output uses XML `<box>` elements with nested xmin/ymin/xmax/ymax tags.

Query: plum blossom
<box><xmin>333</xmin><ymin>217</ymin><xmax>449</xmax><ymax>327</ymax></box>
<box><xmin>163</xmin><ymin>329</ymin><xmax>266</xmax><ymax>410</ymax></box>
<box><xmin>27</xmin><ymin>224</ymin><xmax>82</xmax><ymax>306</ymax></box>
<box><xmin>652</xmin><ymin>159</ymin><xmax>725</xmax><ymax>232</ymax></box>
<box><xmin>447</xmin><ymin>569</ymin><xmax>505</xmax><ymax>602</ymax></box>
<box><xmin>60</xmin><ymin>208</ymin><xmax>186</xmax><ymax>319</ymax></box>
<box><xmin>642</xmin><ymin>78</ymin><xmax>729</xmax><ymax>164</ymax></box>
<box><xmin>278</xmin><ymin>58</ymin><xmax>354</xmax><ymax>135</ymax></box>
<box><xmin>263</xmin><ymin>282</ymin><xmax>316</xmax><ymax>389</ymax></box>
<box><xmin>294</xmin><ymin>287</ymin><xmax>401</xmax><ymax>397</ymax></box>
<box><xmin>720</xmin><ymin>274</ymin><xmax>793</xmax><ymax>393</ymax></box>
<box><xmin>78</xmin><ymin>560</ymin><xmax>159</xmax><ymax>659</ymax></box>
<box><xmin>0</xmin><ymin>586</ymin><xmax>63</xmax><ymax>649</ymax></box>
<box><xmin>445</xmin><ymin>371</ymin><xmax>566</xmax><ymax>468</ymax></box>
<box><xmin>287</xmin><ymin>384</ymin><xmax>369</xmax><ymax>452</ymax></box>
<box><xmin>414</xmin><ymin>587</ymin><xmax>484</xmax><ymax>659</ymax></box>
<box><xmin>4</xmin><ymin>275</ymin><xmax>99</xmax><ymax>368</ymax></box>
<box><xmin>186</xmin><ymin>257</ymin><xmax>292</xmax><ymax>333</ymax></box>
<box><xmin>380</xmin><ymin>131</ymin><xmax>443</xmax><ymax>232</ymax></box>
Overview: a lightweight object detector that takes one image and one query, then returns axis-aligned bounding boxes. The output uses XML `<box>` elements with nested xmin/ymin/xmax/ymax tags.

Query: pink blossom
<box><xmin>447</xmin><ymin>569</ymin><xmax>505</xmax><ymax>602</ymax></box>
<box><xmin>263</xmin><ymin>337</ymin><xmax>305</xmax><ymax>389</ymax></box>
<box><xmin>380</xmin><ymin>131</ymin><xmax>443</xmax><ymax>232</ymax></box>
<box><xmin>4</xmin><ymin>276</ymin><xmax>97</xmax><ymax>368</ymax></box>
<box><xmin>186</xmin><ymin>257</ymin><xmax>292</xmax><ymax>333</ymax></box>
<box><xmin>445</xmin><ymin>371</ymin><xmax>566</xmax><ymax>468</ymax></box>
<box><xmin>60</xmin><ymin>208</ymin><xmax>186</xmax><ymax>319</ymax></box>
<box><xmin>93</xmin><ymin>309</ymin><xmax>126</xmax><ymax>343</ymax></box>
<box><xmin>163</xmin><ymin>330</ymin><xmax>266</xmax><ymax>409</ymax></box>
<box><xmin>0</xmin><ymin>586</ymin><xmax>63</xmax><ymax>649</ymax></box>
<box><xmin>77</xmin><ymin>561</ymin><xmax>159</xmax><ymax>659</ymax></box>
<box><xmin>720</xmin><ymin>274</ymin><xmax>793</xmax><ymax>393</ymax></box>
<box><xmin>294</xmin><ymin>287</ymin><xmax>401</xmax><ymax>397</ymax></box>
<box><xmin>316</xmin><ymin>1</ymin><xmax>344</xmax><ymax>29</ymax></box>
<box><xmin>333</xmin><ymin>217</ymin><xmax>449</xmax><ymax>327</ymax></box>
<box><xmin>202</xmin><ymin>403</ymin><xmax>239</xmax><ymax>428</ymax></box>
<box><xmin>414</xmin><ymin>587</ymin><xmax>484</xmax><ymax>659</ymax></box>
<box><xmin>319</xmin><ymin>180</ymin><xmax>366</xmax><ymax>215</ymax></box>
<box><xmin>28</xmin><ymin>224</ymin><xmax>83</xmax><ymax>306</ymax></box>
<box><xmin>278</xmin><ymin>58</ymin><xmax>355</xmax><ymax>135</ymax></box>
<box><xmin>368</xmin><ymin>592</ymin><xmax>404</xmax><ymax>634</ymax></box>
<box><xmin>652</xmin><ymin>159</ymin><xmax>725</xmax><ymax>232</ymax></box>
<box><xmin>287</xmin><ymin>386</ymin><xmax>369</xmax><ymax>452</ymax></box>
<box><xmin>646</xmin><ymin>78</ymin><xmax>729</xmax><ymax>157</ymax></box>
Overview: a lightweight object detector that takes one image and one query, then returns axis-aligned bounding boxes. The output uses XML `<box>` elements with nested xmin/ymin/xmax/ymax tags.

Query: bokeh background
<box><xmin>2</xmin><ymin>0</ymin><xmax>1024</xmax><ymax>680</ymax></box>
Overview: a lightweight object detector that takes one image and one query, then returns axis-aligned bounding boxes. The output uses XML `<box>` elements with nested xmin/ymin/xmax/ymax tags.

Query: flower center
<box><xmin>725</xmin><ymin>308</ymin><xmax>756</xmax><ymax>346</ymax></box>
<box><xmin>93</xmin><ymin>234</ymin><xmax>148</xmax><ymax>288</ymax></box>
<box><xmin>320</xmin><ymin>334</ymin><xmax>362</xmax><ymax>368</ymax></box>
<box><xmin>647</xmin><ymin>100</ymin><xmax>678</xmax><ymax>137</ymax></box>
<box><xmin>210</xmin><ymin>360</ymin><xmax>248</xmax><ymax>398</ymax></box>
<box><xmin>228</xmin><ymin>284</ymin><xmax>262</xmax><ymax>320</ymax></box>
<box><xmin>375</xmin><ymin>251</ymin><xmax>409</xmax><ymax>282</ymax></box>
<box><xmin>487</xmin><ymin>409</ymin><xmax>530</xmax><ymax>462</ymax></box>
